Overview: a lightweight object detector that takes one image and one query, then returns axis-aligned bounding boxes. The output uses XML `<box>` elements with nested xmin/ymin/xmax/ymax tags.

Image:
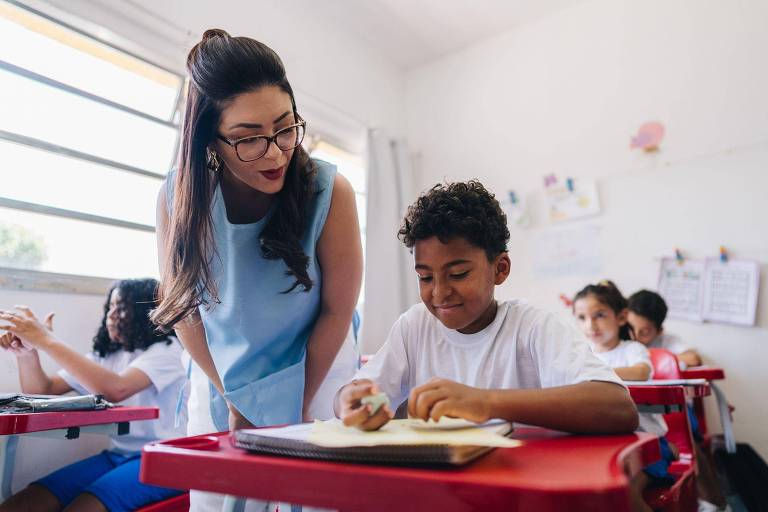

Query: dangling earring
<box><xmin>207</xmin><ymin>149</ymin><xmax>222</xmax><ymax>172</ymax></box>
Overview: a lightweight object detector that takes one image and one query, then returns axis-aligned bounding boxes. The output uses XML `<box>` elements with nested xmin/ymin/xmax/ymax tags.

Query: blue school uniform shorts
<box><xmin>35</xmin><ymin>450</ymin><xmax>181</xmax><ymax>511</ymax></box>
<box><xmin>643</xmin><ymin>436</ymin><xmax>675</xmax><ymax>485</ymax></box>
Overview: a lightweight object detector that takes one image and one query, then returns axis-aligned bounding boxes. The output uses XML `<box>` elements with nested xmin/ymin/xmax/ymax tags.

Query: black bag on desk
<box><xmin>715</xmin><ymin>443</ymin><xmax>768</xmax><ymax>512</ymax></box>
<box><xmin>0</xmin><ymin>393</ymin><xmax>114</xmax><ymax>413</ymax></box>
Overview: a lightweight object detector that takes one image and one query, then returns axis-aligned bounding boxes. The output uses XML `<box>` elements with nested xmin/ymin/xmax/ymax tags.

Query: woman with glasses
<box><xmin>151</xmin><ymin>28</ymin><xmax>362</xmax><ymax>510</ymax></box>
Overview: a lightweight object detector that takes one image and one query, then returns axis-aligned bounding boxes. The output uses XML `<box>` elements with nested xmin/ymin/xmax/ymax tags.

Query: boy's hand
<box><xmin>408</xmin><ymin>378</ymin><xmax>492</xmax><ymax>423</ymax></box>
<box><xmin>338</xmin><ymin>379</ymin><xmax>393</xmax><ymax>431</ymax></box>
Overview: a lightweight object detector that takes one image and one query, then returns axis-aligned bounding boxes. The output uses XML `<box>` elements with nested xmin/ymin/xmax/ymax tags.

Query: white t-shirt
<box><xmin>589</xmin><ymin>340</ymin><xmax>668</xmax><ymax>436</ymax></box>
<box><xmin>59</xmin><ymin>339</ymin><xmax>188</xmax><ymax>453</ymax></box>
<box><xmin>354</xmin><ymin>300</ymin><xmax>625</xmax><ymax>414</ymax></box>
<box><xmin>647</xmin><ymin>332</ymin><xmax>690</xmax><ymax>355</ymax></box>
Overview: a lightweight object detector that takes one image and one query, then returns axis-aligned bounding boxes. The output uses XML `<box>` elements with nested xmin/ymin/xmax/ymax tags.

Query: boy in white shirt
<box><xmin>627</xmin><ymin>290</ymin><xmax>702</xmax><ymax>368</ymax></box>
<box><xmin>334</xmin><ymin>181</ymin><xmax>637</xmax><ymax>434</ymax></box>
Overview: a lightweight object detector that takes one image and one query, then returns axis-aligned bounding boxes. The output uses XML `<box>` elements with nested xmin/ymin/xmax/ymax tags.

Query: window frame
<box><xmin>0</xmin><ymin>0</ymin><xmax>184</xmax><ymax>293</ymax></box>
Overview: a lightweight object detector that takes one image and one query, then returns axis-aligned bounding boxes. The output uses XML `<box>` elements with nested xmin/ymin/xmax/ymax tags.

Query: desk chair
<box><xmin>631</xmin><ymin>383</ymin><xmax>698</xmax><ymax>512</ymax></box>
<box><xmin>135</xmin><ymin>492</ymin><xmax>189</xmax><ymax>512</ymax></box>
<box><xmin>649</xmin><ymin>348</ymin><xmax>684</xmax><ymax>379</ymax></box>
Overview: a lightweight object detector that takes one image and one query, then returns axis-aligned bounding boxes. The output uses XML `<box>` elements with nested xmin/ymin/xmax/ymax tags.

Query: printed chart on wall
<box><xmin>657</xmin><ymin>258</ymin><xmax>706</xmax><ymax>322</ymax></box>
<box><xmin>701</xmin><ymin>258</ymin><xmax>760</xmax><ymax>326</ymax></box>
<box><xmin>658</xmin><ymin>257</ymin><xmax>760</xmax><ymax>326</ymax></box>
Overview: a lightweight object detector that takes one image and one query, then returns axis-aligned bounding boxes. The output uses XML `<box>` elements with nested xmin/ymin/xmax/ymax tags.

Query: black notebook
<box><xmin>233</xmin><ymin>419</ymin><xmax>515</xmax><ymax>466</ymax></box>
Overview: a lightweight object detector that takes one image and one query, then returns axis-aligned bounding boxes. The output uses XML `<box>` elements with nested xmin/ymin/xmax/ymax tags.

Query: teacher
<box><xmin>152</xmin><ymin>29</ymin><xmax>362</xmax><ymax>444</ymax></box>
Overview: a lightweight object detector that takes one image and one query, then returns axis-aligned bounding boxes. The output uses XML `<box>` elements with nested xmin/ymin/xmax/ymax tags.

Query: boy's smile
<box><xmin>413</xmin><ymin>236</ymin><xmax>510</xmax><ymax>334</ymax></box>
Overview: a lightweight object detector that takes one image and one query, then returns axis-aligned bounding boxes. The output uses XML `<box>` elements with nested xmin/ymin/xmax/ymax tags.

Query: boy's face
<box><xmin>413</xmin><ymin>236</ymin><xmax>509</xmax><ymax>334</ymax></box>
<box><xmin>627</xmin><ymin>312</ymin><xmax>661</xmax><ymax>346</ymax></box>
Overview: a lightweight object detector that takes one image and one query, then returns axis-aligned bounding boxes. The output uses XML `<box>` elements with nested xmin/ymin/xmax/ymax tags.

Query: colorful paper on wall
<box><xmin>531</xmin><ymin>225</ymin><xmax>602</xmax><ymax>278</ymax></box>
<box><xmin>545</xmin><ymin>178</ymin><xmax>601</xmax><ymax>223</ymax></box>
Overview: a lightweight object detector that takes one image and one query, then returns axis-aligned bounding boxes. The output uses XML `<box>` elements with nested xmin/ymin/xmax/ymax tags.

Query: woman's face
<box><xmin>105</xmin><ymin>289</ymin><xmax>125</xmax><ymax>344</ymax></box>
<box><xmin>213</xmin><ymin>85</ymin><xmax>297</xmax><ymax>195</ymax></box>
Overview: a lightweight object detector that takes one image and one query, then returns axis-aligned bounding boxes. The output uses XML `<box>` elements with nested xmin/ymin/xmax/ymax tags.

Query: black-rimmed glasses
<box><xmin>217</xmin><ymin>120</ymin><xmax>306</xmax><ymax>162</ymax></box>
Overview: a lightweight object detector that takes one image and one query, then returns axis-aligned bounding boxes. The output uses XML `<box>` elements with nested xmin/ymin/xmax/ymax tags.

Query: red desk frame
<box><xmin>141</xmin><ymin>427</ymin><xmax>660</xmax><ymax>512</ymax></box>
<box><xmin>0</xmin><ymin>406</ymin><xmax>158</xmax><ymax>500</ymax></box>
<box><xmin>0</xmin><ymin>406</ymin><xmax>158</xmax><ymax>436</ymax></box>
<box><xmin>628</xmin><ymin>383</ymin><xmax>710</xmax><ymax>414</ymax></box>
<box><xmin>626</xmin><ymin>383</ymin><xmax>709</xmax><ymax>512</ymax></box>
<box><xmin>680</xmin><ymin>366</ymin><xmax>734</xmax><ymax>453</ymax></box>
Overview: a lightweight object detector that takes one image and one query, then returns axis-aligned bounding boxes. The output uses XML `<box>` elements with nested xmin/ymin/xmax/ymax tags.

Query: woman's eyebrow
<box><xmin>228</xmin><ymin>111</ymin><xmax>292</xmax><ymax>130</ymax></box>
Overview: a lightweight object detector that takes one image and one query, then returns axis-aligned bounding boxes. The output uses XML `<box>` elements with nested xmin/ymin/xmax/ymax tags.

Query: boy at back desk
<box><xmin>334</xmin><ymin>181</ymin><xmax>638</xmax><ymax>434</ymax></box>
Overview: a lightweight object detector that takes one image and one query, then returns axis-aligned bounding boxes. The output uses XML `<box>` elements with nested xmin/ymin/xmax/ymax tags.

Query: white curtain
<box><xmin>360</xmin><ymin>129</ymin><xmax>418</xmax><ymax>354</ymax></box>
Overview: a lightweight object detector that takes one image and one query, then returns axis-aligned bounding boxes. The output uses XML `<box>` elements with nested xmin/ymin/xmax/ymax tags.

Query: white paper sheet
<box><xmin>657</xmin><ymin>257</ymin><xmax>706</xmax><ymax>322</ymax></box>
<box><xmin>702</xmin><ymin>258</ymin><xmax>760</xmax><ymax>326</ymax></box>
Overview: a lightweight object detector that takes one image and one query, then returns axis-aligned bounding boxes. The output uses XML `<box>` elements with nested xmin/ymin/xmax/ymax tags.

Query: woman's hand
<box><xmin>227</xmin><ymin>403</ymin><xmax>254</xmax><ymax>431</ymax></box>
<box><xmin>408</xmin><ymin>378</ymin><xmax>492</xmax><ymax>423</ymax></box>
<box><xmin>0</xmin><ymin>307</ymin><xmax>56</xmax><ymax>351</ymax></box>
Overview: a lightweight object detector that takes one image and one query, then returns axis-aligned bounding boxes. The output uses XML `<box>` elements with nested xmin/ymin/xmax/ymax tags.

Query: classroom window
<box><xmin>0</xmin><ymin>1</ymin><xmax>183</xmax><ymax>279</ymax></box>
<box><xmin>309</xmin><ymin>140</ymin><xmax>367</xmax><ymax>314</ymax></box>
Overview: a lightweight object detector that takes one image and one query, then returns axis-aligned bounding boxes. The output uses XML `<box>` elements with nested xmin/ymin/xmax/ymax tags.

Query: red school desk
<box><xmin>141</xmin><ymin>427</ymin><xmax>661</xmax><ymax>512</ymax></box>
<box><xmin>0</xmin><ymin>406</ymin><xmax>158</xmax><ymax>500</ymax></box>
<box><xmin>627</xmin><ymin>381</ymin><xmax>711</xmax><ymax>414</ymax></box>
<box><xmin>680</xmin><ymin>367</ymin><xmax>735</xmax><ymax>453</ymax></box>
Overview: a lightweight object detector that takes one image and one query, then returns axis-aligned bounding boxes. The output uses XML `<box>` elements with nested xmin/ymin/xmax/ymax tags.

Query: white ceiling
<box><xmin>65</xmin><ymin>0</ymin><xmax>591</xmax><ymax>71</ymax></box>
<box><xmin>304</xmin><ymin>0</ymin><xmax>590</xmax><ymax>69</ymax></box>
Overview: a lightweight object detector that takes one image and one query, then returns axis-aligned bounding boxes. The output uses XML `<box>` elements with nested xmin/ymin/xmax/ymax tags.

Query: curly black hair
<box><xmin>628</xmin><ymin>290</ymin><xmax>668</xmax><ymax>329</ymax></box>
<box><xmin>398</xmin><ymin>180</ymin><xmax>510</xmax><ymax>260</ymax></box>
<box><xmin>93</xmin><ymin>278</ymin><xmax>173</xmax><ymax>358</ymax></box>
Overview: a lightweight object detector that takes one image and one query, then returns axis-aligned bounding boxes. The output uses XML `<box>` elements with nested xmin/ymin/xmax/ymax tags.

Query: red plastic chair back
<box><xmin>649</xmin><ymin>348</ymin><xmax>683</xmax><ymax>379</ymax></box>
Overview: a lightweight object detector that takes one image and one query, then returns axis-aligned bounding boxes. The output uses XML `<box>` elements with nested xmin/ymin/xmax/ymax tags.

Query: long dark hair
<box><xmin>94</xmin><ymin>279</ymin><xmax>172</xmax><ymax>357</ymax></box>
<box><xmin>573</xmin><ymin>280</ymin><xmax>632</xmax><ymax>340</ymax></box>
<box><xmin>152</xmin><ymin>29</ymin><xmax>315</xmax><ymax>331</ymax></box>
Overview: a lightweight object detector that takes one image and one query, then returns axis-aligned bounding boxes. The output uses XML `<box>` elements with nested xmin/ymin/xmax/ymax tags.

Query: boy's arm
<box><xmin>409</xmin><ymin>379</ymin><xmax>638</xmax><ymax>433</ymax></box>
<box><xmin>333</xmin><ymin>310</ymin><xmax>417</xmax><ymax>430</ymax></box>
<box><xmin>613</xmin><ymin>363</ymin><xmax>652</xmax><ymax>381</ymax></box>
<box><xmin>677</xmin><ymin>349</ymin><xmax>702</xmax><ymax>367</ymax></box>
<box><xmin>487</xmin><ymin>381</ymin><xmax>638</xmax><ymax>433</ymax></box>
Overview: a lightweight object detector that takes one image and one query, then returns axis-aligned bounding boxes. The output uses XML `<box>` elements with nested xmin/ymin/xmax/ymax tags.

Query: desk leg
<box><xmin>711</xmin><ymin>382</ymin><xmax>736</xmax><ymax>454</ymax></box>
<box><xmin>221</xmin><ymin>495</ymin><xmax>248</xmax><ymax>512</ymax></box>
<box><xmin>0</xmin><ymin>435</ymin><xmax>20</xmax><ymax>501</ymax></box>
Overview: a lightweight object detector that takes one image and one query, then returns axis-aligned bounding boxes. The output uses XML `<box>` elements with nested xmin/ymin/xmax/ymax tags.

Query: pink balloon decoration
<box><xmin>630</xmin><ymin>121</ymin><xmax>665</xmax><ymax>151</ymax></box>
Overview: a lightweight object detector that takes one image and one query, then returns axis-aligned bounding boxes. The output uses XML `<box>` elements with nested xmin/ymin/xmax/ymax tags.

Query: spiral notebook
<box><xmin>233</xmin><ymin>418</ymin><xmax>517</xmax><ymax>466</ymax></box>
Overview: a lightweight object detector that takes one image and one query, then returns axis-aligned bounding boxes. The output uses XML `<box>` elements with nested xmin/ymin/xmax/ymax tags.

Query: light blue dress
<box><xmin>166</xmin><ymin>160</ymin><xmax>336</xmax><ymax>431</ymax></box>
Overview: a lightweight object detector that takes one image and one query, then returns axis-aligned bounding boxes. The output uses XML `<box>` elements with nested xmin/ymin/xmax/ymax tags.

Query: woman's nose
<box><xmin>264</xmin><ymin>139</ymin><xmax>282</xmax><ymax>159</ymax></box>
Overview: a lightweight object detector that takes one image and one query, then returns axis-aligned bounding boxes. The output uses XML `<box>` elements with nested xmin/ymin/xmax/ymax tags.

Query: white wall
<box><xmin>405</xmin><ymin>0</ymin><xmax>768</xmax><ymax>458</ymax></box>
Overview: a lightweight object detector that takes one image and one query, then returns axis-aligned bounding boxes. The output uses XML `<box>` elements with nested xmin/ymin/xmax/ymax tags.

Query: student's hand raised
<box><xmin>0</xmin><ymin>331</ymin><xmax>35</xmax><ymax>356</ymax></box>
<box><xmin>0</xmin><ymin>306</ymin><xmax>56</xmax><ymax>350</ymax></box>
<box><xmin>408</xmin><ymin>378</ymin><xmax>492</xmax><ymax>423</ymax></box>
<box><xmin>338</xmin><ymin>379</ymin><xmax>394</xmax><ymax>431</ymax></box>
